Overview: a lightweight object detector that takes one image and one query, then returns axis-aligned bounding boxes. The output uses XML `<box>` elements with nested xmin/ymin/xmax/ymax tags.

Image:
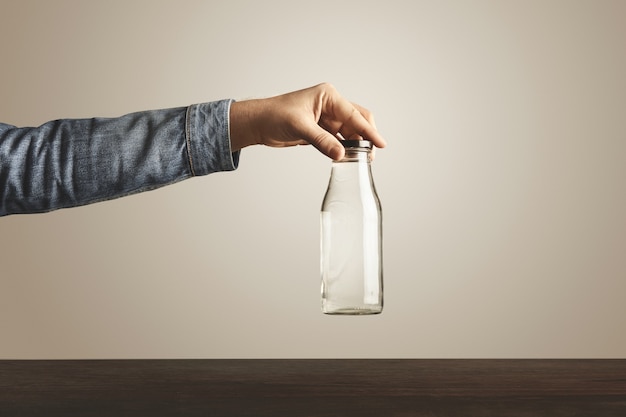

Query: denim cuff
<box><xmin>186</xmin><ymin>99</ymin><xmax>240</xmax><ymax>177</ymax></box>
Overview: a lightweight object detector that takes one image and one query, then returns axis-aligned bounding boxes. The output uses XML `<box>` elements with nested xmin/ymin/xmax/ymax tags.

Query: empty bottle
<box><xmin>321</xmin><ymin>139</ymin><xmax>383</xmax><ymax>314</ymax></box>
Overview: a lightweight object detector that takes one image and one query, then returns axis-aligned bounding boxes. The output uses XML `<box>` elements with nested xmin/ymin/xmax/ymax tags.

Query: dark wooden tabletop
<box><xmin>1</xmin><ymin>359</ymin><xmax>625</xmax><ymax>416</ymax></box>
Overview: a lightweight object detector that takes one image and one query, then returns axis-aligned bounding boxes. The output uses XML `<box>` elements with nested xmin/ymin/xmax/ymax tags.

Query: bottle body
<box><xmin>321</xmin><ymin>141</ymin><xmax>383</xmax><ymax>315</ymax></box>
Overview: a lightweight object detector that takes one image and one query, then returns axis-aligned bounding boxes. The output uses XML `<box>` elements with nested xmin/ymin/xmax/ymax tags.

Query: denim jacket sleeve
<box><xmin>0</xmin><ymin>99</ymin><xmax>239</xmax><ymax>216</ymax></box>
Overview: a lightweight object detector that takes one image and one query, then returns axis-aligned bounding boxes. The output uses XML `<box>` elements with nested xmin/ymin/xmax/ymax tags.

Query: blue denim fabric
<box><xmin>0</xmin><ymin>99</ymin><xmax>239</xmax><ymax>216</ymax></box>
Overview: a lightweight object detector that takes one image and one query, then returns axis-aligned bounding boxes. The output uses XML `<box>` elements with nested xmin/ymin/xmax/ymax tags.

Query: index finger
<box><xmin>324</xmin><ymin>91</ymin><xmax>387</xmax><ymax>149</ymax></box>
<box><xmin>351</xmin><ymin>102</ymin><xmax>386</xmax><ymax>147</ymax></box>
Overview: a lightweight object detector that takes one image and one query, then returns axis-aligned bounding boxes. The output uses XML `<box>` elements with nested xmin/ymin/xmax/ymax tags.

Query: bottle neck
<box><xmin>329</xmin><ymin>148</ymin><xmax>373</xmax><ymax>188</ymax></box>
<box><xmin>326</xmin><ymin>146</ymin><xmax>379</xmax><ymax>203</ymax></box>
<box><xmin>336</xmin><ymin>148</ymin><xmax>371</xmax><ymax>163</ymax></box>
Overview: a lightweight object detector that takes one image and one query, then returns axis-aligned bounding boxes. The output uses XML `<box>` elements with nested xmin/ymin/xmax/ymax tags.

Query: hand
<box><xmin>229</xmin><ymin>83</ymin><xmax>386</xmax><ymax>160</ymax></box>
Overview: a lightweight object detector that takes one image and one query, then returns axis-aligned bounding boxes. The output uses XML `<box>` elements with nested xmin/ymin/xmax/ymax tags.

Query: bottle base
<box><xmin>322</xmin><ymin>306</ymin><xmax>382</xmax><ymax>315</ymax></box>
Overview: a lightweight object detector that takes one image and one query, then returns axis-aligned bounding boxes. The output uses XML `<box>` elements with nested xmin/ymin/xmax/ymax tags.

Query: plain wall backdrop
<box><xmin>1</xmin><ymin>0</ymin><xmax>625</xmax><ymax>358</ymax></box>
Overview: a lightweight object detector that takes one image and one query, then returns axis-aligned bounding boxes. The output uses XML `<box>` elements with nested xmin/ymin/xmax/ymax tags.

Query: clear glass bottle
<box><xmin>321</xmin><ymin>140</ymin><xmax>383</xmax><ymax>315</ymax></box>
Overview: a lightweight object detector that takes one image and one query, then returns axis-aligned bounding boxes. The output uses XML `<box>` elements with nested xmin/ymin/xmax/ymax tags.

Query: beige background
<box><xmin>1</xmin><ymin>0</ymin><xmax>625</xmax><ymax>358</ymax></box>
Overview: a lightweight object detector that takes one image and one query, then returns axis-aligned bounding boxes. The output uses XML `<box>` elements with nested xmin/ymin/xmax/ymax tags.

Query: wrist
<box><xmin>229</xmin><ymin>100</ymin><xmax>262</xmax><ymax>152</ymax></box>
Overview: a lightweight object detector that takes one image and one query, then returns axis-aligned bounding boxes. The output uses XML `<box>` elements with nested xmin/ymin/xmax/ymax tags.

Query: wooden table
<box><xmin>1</xmin><ymin>359</ymin><xmax>625</xmax><ymax>416</ymax></box>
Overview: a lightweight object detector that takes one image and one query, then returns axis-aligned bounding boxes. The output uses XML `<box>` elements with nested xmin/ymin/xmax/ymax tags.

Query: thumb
<box><xmin>304</xmin><ymin>123</ymin><xmax>345</xmax><ymax>160</ymax></box>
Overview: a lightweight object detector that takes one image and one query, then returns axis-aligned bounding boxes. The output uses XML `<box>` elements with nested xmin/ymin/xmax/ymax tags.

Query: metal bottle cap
<box><xmin>340</xmin><ymin>139</ymin><xmax>372</xmax><ymax>149</ymax></box>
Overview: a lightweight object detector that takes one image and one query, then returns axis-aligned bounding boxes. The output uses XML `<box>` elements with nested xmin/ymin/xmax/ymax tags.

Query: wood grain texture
<box><xmin>1</xmin><ymin>360</ymin><xmax>625</xmax><ymax>416</ymax></box>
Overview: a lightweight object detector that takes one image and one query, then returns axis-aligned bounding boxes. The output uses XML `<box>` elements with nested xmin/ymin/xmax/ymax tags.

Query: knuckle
<box><xmin>318</xmin><ymin>82</ymin><xmax>336</xmax><ymax>93</ymax></box>
<box><xmin>360</xmin><ymin>107</ymin><xmax>372</xmax><ymax>119</ymax></box>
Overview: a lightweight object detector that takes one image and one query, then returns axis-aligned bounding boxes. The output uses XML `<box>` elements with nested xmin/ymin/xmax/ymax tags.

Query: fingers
<box><xmin>343</xmin><ymin>105</ymin><xmax>386</xmax><ymax>148</ymax></box>
<box><xmin>305</xmin><ymin>124</ymin><xmax>345</xmax><ymax>161</ymax></box>
<box><xmin>318</xmin><ymin>84</ymin><xmax>387</xmax><ymax>149</ymax></box>
<box><xmin>352</xmin><ymin>102</ymin><xmax>377</xmax><ymax>131</ymax></box>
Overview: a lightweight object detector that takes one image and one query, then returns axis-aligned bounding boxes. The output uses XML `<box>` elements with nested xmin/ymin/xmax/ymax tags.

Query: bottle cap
<box><xmin>340</xmin><ymin>139</ymin><xmax>372</xmax><ymax>149</ymax></box>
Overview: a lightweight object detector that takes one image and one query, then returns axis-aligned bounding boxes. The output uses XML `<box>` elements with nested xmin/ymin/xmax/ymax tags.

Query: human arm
<box><xmin>0</xmin><ymin>100</ymin><xmax>237</xmax><ymax>216</ymax></box>
<box><xmin>0</xmin><ymin>83</ymin><xmax>385</xmax><ymax>216</ymax></box>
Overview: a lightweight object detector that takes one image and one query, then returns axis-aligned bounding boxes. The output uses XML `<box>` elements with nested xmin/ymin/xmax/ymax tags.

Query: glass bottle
<box><xmin>321</xmin><ymin>140</ymin><xmax>383</xmax><ymax>314</ymax></box>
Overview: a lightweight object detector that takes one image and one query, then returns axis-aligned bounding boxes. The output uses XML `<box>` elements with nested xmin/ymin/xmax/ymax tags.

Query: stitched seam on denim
<box><xmin>184</xmin><ymin>105</ymin><xmax>196</xmax><ymax>176</ymax></box>
<box><xmin>225</xmin><ymin>99</ymin><xmax>236</xmax><ymax>169</ymax></box>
